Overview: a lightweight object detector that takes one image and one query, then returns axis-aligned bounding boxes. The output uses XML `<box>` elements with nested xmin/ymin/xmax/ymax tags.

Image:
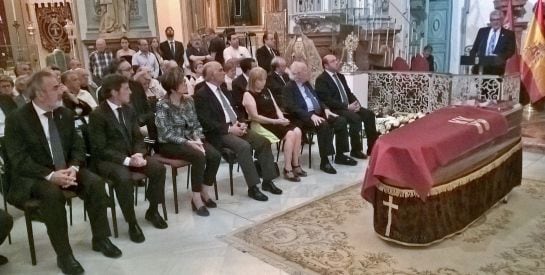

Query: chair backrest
<box><xmin>0</xmin><ymin>138</ymin><xmax>11</xmax><ymax>197</ymax></box>
<box><xmin>392</xmin><ymin>57</ymin><xmax>410</xmax><ymax>71</ymax></box>
<box><xmin>410</xmin><ymin>54</ymin><xmax>430</xmax><ymax>71</ymax></box>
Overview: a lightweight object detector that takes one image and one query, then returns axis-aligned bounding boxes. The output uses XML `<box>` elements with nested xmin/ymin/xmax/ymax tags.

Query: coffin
<box><xmin>362</xmin><ymin>104</ymin><xmax>523</xmax><ymax>246</ymax></box>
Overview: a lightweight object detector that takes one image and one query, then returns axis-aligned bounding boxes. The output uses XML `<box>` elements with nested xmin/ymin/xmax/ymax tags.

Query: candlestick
<box><xmin>11</xmin><ymin>0</ymin><xmax>17</xmax><ymax>21</ymax></box>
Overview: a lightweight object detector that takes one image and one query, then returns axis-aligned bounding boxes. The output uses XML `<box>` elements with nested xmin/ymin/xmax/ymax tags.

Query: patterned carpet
<box><xmin>225</xmin><ymin>179</ymin><xmax>545</xmax><ymax>275</ymax></box>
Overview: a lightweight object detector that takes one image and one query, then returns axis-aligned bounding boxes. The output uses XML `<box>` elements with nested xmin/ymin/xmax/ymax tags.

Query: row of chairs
<box><xmin>1</xmin><ymin>130</ymin><xmax>321</xmax><ymax>266</ymax></box>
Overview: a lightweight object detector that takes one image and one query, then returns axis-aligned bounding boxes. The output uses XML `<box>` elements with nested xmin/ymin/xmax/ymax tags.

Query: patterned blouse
<box><xmin>155</xmin><ymin>97</ymin><xmax>204</xmax><ymax>144</ymax></box>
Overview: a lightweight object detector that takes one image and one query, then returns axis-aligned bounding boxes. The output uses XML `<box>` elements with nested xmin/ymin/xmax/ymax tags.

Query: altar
<box><xmin>361</xmin><ymin>104</ymin><xmax>523</xmax><ymax>246</ymax></box>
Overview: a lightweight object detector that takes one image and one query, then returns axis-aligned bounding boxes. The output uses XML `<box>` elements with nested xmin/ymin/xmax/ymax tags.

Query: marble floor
<box><xmin>522</xmin><ymin>105</ymin><xmax>545</xmax><ymax>152</ymax></box>
<box><xmin>1</xmin><ymin>144</ymin><xmax>544</xmax><ymax>275</ymax></box>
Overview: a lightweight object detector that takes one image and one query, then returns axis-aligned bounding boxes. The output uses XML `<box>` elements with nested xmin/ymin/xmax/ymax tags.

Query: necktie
<box><xmin>170</xmin><ymin>41</ymin><xmax>175</xmax><ymax>55</ymax></box>
<box><xmin>44</xmin><ymin>111</ymin><xmax>66</xmax><ymax>169</ymax></box>
<box><xmin>487</xmin><ymin>31</ymin><xmax>497</xmax><ymax>56</ymax></box>
<box><xmin>303</xmin><ymin>85</ymin><xmax>321</xmax><ymax>113</ymax></box>
<box><xmin>278</xmin><ymin>73</ymin><xmax>286</xmax><ymax>85</ymax></box>
<box><xmin>333</xmin><ymin>73</ymin><xmax>349</xmax><ymax>105</ymax></box>
<box><xmin>117</xmin><ymin>107</ymin><xmax>130</xmax><ymax>140</ymax></box>
<box><xmin>217</xmin><ymin>88</ymin><xmax>238</xmax><ymax>124</ymax></box>
<box><xmin>269</xmin><ymin>47</ymin><xmax>275</xmax><ymax>57</ymax></box>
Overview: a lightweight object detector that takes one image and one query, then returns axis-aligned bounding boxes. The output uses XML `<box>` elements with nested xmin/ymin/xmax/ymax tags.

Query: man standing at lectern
<box><xmin>469</xmin><ymin>10</ymin><xmax>516</xmax><ymax>75</ymax></box>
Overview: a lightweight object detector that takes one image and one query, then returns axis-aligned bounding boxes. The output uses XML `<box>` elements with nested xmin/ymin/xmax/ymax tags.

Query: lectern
<box><xmin>460</xmin><ymin>55</ymin><xmax>505</xmax><ymax>75</ymax></box>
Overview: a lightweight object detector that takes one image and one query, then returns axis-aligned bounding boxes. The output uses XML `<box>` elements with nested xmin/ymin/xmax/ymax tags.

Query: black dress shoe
<box><xmin>350</xmin><ymin>151</ymin><xmax>368</xmax><ymax>159</ymax></box>
<box><xmin>320</xmin><ymin>162</ymin><xmax>337</xmax><ymax>174</ymax></box>
<box><xmin>92</xmin><ymin>238</ymin><xmax>122</xmax><ymax>258</ymax></box>
<box><xmin>262</xmin><ymin>181</ymin><xmax>283</xmax><ymax>194</ymax></box>
<box><xmin>128</xmin><ymin>223</ymin><xmax>145</xmax><ymax>243</ymax></box>
<box><xmin>145</xmin><ymin>209</ymin><xmax>168</xmax><ymax>229</ymax></box>
<box><xmin>0</xmin><ymin>255</ymin><xmax>8</xmax><ymax>265</ymax></box>
<box><xmin>57</xmin><ymin>254</ymin><xmax>84</xmax><ymax>275</ymax></box>
<box><xmin>191</xmin><ymin>200</ymin><xmax>210</xmax><ymax>216</ymax></box>
<box><xmin>248</xmin><ymin>186</ymin><xmax>269</xmax><ymax>201</ymax></box>
<box><xmin>334</xmin><ymin>154</ymin><xmax>358</xmax><ymax>166</ymax></box>
<box><xmin>201</xmin><ymin>196</ymin><xmax>217</xmax><ymax>208</ymax></box>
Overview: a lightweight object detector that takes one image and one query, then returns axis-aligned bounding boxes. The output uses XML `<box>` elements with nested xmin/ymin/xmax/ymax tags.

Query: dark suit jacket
<box><xmin>282</xmin><ymin>80</ymin><xmax>327</xmax><ymax>121</ymax></box>
<box><xmin>315</xmin><ymin>71</ymin><xmax>358</xmax><ymax>112</ymax></box>
<box><xmin>193</xmin><ymin>83</ymin><xmax>240</xmax><ymax>148</ymax></box>
<box><xmin>4</xmin><ymin>104</ymin><xmax>85</xmax><ymax>206</ymax></box>
<box><xmin>128</xmin><ymin>80</ymin><xmax>153</xmax><ymax>124</ymax></box>
<box><xmin>256</xmin><ymin>45</ymin><xmax>280</xmax><ymax>72</ymax></box>
<box><xmin>266</xmin><ymin>71</ymin><xmax>289</xmax><ymax>108</ymax></box>
<box><xmin>469</xmin><ymin>27</ymin><xmax>515</xmax><ymax>75</ymax></box>
<box><xmin>159</xmin><ymin>40</ymin><xmax>185</xmax><ymax>67</ymax></box>
<box><xmin>88</xmin><ymin>102</ymin><xmax>146</xmax><ymax>166</ymax></box>
<box><xmin>0</xmin><ymin>95</ymin><xmax>17</xmax><ymax>115</ymax></box>
<box><xmin>231</xmin><ymin>74</ymin><xmax>248</xmax><ymax>118</ymax></box>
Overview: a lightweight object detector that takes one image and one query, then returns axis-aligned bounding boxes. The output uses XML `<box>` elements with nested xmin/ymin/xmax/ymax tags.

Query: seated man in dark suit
<box><xmin>0</xmin><ymin>209</ymin><xmax>12</xmax><ymax>265</ymax></box>
<box><xmin>256</xmin><ymin>31</ymin><xmax>280</xmax><ymax>73</ymax></box>
<box><xmin>266</xmin><ymin>56</ymin><xmax>290</xmax><ymax>109</ymax></box>
<box><xmin>282</xmin><ymin>61</ymin><xmax>357</xmax><ymax>174</ymax></box>
<box><xmin>231</xmin><ymin>58</ymin><xmax>256</xmax><ymax>119</ymax></box>
<box><xmin>315</xmin><ymin>55</ymin><xmax>378</xmax><ymax>157</ymax></box>
<box><xmin>5</xmin><ymin>70</ymin><xmax>121</xmax><ymax>275</ymax></box>
<box><xmin>194</xmin><ymin>61</ymin><xmax>280</xmax><ymax>200</ymax></box>
<box><xmin>88</xmin><ymin>74</ymin><xmax>167</xmax><ymax>244</ymax></box>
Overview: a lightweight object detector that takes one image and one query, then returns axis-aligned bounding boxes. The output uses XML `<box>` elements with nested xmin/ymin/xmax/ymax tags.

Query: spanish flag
<box><xmin>521</xmin><ymin>0</ymin><xmax>545</xmax><ymax>102</ymax></box>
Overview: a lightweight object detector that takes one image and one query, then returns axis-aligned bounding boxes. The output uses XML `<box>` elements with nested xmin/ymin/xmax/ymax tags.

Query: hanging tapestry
<box><xmin>35</xmin><ymin>2</ymin><xmax>73</xmax><ymax>52</ymax></box>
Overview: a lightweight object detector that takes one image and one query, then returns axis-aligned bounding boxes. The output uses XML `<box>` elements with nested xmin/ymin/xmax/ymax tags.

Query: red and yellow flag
<box><xmin>521</xmin><ymin>0</ymin><xmax>545</xmax><ymax>102</ymax></box>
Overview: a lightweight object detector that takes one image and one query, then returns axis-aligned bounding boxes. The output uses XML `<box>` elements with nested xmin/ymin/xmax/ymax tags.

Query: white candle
<box><xmin>11</xmin><ymin>0</ymin><xmax>17</xmax><ymax>21</ymax></box>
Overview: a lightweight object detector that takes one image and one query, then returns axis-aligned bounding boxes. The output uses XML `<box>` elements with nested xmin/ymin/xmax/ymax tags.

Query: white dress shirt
<box><xmin>77</xmin><ymin>89</ymin><xmax>98</xmax><ymax>109</ymax></box>
<box><xmin>206</xmin><ymin>82</ymin><xmax>236</xmax><ymax>124</ymax></box>
<box><xmin>0</xmin><ymin>109</ymin><xmax>5</xmax><ymax>137</ymax></box>
<box><xmin>223</xmin><ymin>46</ymin><xmax>252</xmax><ymax>76</ymax></box>
<box><xmin>132</xmin><ymin>51</ymin><xmax>160</xmax><ymax>78</ymax></box>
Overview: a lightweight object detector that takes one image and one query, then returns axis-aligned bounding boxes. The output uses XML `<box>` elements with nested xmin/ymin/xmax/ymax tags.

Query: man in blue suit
<box><xmin>282</xmin><ymin>62</ymin><xmax>356</xmax><ymax>174</ymax></box>
<box><xmin>469</xmin><ymin>10</ymin><xmax>516</xmax><ymax>75</ymax></box>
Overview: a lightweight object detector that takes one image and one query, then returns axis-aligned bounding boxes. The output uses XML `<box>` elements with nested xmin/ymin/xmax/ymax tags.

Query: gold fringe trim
<box><xmin>376</xmin><ymin>141</ymin><xmax>522</xmax><ymax>198</ymax></box>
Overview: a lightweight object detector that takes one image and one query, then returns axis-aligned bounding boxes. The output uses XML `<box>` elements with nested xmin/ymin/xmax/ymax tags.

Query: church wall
<box><xmin>156</xmin><ymin>0</ymin><xmax>186</xmax><ymax>42</ymax></box>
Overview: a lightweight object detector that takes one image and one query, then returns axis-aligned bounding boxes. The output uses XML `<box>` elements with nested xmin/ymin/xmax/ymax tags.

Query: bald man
<box><xmin>282</xmin><ymin>61</ymin><xmax>356</xmax><ymax>174</ymax></box>
<box><xmin>315</xmin><ymin>55</ymin><xmax>378</xmax><ymax>157</ymax></box>
<box><xmin>194</xmin><ymin>61</ymin><xmax>280</xmax><ymax>200</ymax></box>
<box><xmin>89</xmin><ymin>38</ymin><xmax>114</xmax><ymax>85</ymax></box>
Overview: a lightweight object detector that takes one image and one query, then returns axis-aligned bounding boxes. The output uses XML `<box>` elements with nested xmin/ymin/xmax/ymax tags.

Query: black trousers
<box><xmin>27</xmin><ymin>168</ymin><xmax>111</xmax><ymax>256</ymax></box>
<box><xmin>157</xmin><ymin>141</ymin><xmax>221</xmax><ymax>192</ymax></box>
<box><xmin>96</xmin><ymin>158</ymin><xmax>166</xmax><ymax>224</ymax></box>
<box><xmin>219</xmin><ymin>131</ymin><xmax>277</xmax><ymax>187</ymax></box>
<box><xmin>296</xmin><ymin>113</ymin><xmax>349</xmax><ymax>160</ymax></box>
<box><xmin>336</xmin><ymin>108</ymin><xmax>379</xmax><ymax>155</ymax></box>
<box><xmin>0</xmin><ymin>209</ymin><xmax>12</xmax><ymax>247</ymax></box>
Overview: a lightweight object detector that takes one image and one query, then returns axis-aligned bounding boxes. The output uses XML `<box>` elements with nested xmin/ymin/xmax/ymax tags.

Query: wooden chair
<box><xmin>107</xmin><ymin>172</ymin><xmax>167</xmax><ymax>238</ymax></box>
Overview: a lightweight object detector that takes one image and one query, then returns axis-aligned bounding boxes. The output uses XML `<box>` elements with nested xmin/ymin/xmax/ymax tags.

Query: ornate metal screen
<box><xmin>367</xmin><ymin>72</ymin><xmax>520</xmax><ymax>115</ymax></box>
